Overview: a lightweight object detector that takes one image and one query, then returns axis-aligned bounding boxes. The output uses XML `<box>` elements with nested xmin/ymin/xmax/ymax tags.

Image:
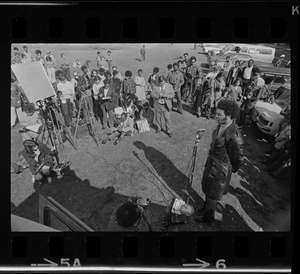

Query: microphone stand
<box><xmin>185</xmin><ymin>129</ymin><xmax>205</xmax><ymax>207</ymax></box>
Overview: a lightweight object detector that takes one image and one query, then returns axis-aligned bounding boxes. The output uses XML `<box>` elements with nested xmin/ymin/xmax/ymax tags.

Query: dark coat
<box><xmin>20</xmin><ymin>142</ymin><xmax>53</xmax><ymax>175</ymax></box>
<box><xmin>202</xmin><ymin>122</ymin><xmax>244</xmax><ymax>200</ymax></box>
<box><xmin>99</xmin><ymin>86</ymin><xmax>117</xmax><ymax>111</ymax></box>
<box><xmin>226</xmin><ymin>66</ymin><xmax>243</xmax><ymax>86</ymax></box>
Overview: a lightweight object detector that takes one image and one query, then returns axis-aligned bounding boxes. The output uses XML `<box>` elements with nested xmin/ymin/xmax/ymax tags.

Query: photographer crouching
<box><xmin>20</xmin><ymin>139</ymin><xmax>54</xmax><ymax>184</ymax></box>
<box><xmin>108</xmin><ymin>196</ymin><xmax>152</xmax><ymax>231</ymax></box>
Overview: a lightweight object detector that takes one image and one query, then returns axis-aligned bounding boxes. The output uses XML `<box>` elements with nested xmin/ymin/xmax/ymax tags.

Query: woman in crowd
<box><xmin>224</xmin><ymin>78</ymin><xmax>243</xmax><ymax>103</ymax></box>
<box><xmin>45</xmin><ymin>55</ymin><xmax>56</xmax><ymax>83</ymax></box>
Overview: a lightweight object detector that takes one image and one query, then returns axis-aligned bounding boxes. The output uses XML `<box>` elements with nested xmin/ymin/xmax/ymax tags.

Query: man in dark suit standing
<box><xmin>151</xmin><ymin>75</ymin><xmax>175</xmax><ymax>137</ymax></box>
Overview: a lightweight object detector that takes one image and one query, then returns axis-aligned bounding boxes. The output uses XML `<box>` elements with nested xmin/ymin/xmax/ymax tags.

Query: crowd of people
<box><xmin>11</xmin><ymin>45</ymin><xmax>291</xmax><ymax>185</ymax></box>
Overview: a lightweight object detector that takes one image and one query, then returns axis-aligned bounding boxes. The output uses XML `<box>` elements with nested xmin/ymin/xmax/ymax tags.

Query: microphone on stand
<box><xmin>196</xmin><ymin>128</ymin><xmax>205</xmax><ymax>140</ymax></box>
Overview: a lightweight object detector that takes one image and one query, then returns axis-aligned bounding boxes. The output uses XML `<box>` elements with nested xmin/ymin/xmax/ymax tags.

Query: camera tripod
<box><xmin>74</xmin><ymin>94</ymin><xmax>101</xmax><ymax>147</ymax></box>
<box><xmin>36</xmin><ymin>99</ymin><xmax>73</xmax><ymax>176</ymax></box>
<box><xmin>38</xmin><ymin>98</ymin><xmax>77</xmax><ymax>160</ymax></box>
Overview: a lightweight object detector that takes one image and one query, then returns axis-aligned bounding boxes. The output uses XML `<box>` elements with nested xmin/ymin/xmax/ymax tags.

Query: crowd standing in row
<box><xmin>11</xmin><ymin>45</ymin><xmax>291</xmax><ymax>183</ymax></box>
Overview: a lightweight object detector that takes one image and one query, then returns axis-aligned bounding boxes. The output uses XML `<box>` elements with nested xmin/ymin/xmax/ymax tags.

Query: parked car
<box><xmin>218</xmin><ymin>44</ymin><xmax>276</xmax><ymax>63</ymax></box>
<box><xmin>259</xmin><ymin>66</ymin><xmax>290</xmax><ymax>92</ymax></box>
<box><xmin>211</xmin><ymin>53</ymin><xmax>253</xmax><ymax>68</ymax></box>
<box><xmin>252</xmin><ymin>84</ymin><xmax>290</xmax><ymax>136</ymax></box>
<box><xmin>201</xmin><ymin>44</ymin><xmax>229</xmax><ymax>55</ymax></box>
<box><xmin>200</xmin><ymin>63</ymin><xmax>211</xmax><ymax>76</ymax></box>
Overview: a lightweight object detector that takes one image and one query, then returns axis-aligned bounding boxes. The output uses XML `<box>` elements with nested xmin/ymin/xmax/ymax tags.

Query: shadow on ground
<box><xmin>11</xmin><ymin>169</ymin><xmax>167</xmax><ymax>231</ymax></box>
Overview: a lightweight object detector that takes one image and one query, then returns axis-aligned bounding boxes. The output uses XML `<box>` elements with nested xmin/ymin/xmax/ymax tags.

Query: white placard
<box><xmin>11</xmin><ymin>61</ymin><xmax>56</xmax><ymax>103</ymax></box>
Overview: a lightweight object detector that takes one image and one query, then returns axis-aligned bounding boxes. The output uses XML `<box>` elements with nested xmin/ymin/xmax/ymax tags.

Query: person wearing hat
<box><xmin>123</xmin><ymin>70</ymin><xmax>136</xmax><ymax>96</ymax></box>
<box><xmin>169</xmin><ymin>62</ymin><xmax>184</xmax><ymax>114</ymax></box>
<box><xmin>151</xmin><ymin>75</ymin><xmax>174</xmax><ymax>137</ymax></box>
<box><xmin>274</xmin><ymin>54</ymin><xmax>285</xmax><ymax>67</ymax></box>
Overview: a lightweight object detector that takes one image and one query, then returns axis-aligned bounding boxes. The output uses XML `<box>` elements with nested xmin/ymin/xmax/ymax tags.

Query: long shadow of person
<box><xmin>133</xmin><ymin>141</ymin><xmax>204</xmax><ymax>209</ymax></box>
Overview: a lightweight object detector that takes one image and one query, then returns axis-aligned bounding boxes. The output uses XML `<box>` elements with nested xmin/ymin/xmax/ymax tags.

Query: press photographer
<box><xmin>20</xmin><ymin>139</ymin><xmax>54</xmax><ymax>184</ymax></box>
<box><xmin>107</xmin><ymin>196</ymin><xmax>152</xmax><ymax>231</ymax></box>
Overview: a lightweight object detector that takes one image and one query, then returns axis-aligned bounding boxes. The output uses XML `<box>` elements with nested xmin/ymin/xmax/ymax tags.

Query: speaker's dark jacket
<box><xmin>201</xmin><ymin>122</ymin><xmax>244</xmax><ymax>200</ymax></box>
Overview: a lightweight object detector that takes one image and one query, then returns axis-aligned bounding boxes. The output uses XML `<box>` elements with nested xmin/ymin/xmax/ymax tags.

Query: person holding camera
<box><xmin>20</xmin><ymin>139</ymin><xmax>54</xmax><ymax>184</ymax></box>
<box><xmin>194</xmin><ymin>100</ymin><xmax>244</xmax><ymax>223</ymax></box>
<box><xmin>108</xmin><ymin>196</ymin><xmax>152</xmax><ymax>231</ymax></box>
<box><xmin>151</xmin><ymin>75</ymin><xmax>175</xmax><ymax>137</ymax></box>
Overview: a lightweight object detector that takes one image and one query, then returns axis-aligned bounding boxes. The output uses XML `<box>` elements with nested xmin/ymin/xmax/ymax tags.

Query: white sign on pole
<box><xmin>11</xmin><ymin>61</ymin><xmax>56</xmax><ymax>103</ymax></box>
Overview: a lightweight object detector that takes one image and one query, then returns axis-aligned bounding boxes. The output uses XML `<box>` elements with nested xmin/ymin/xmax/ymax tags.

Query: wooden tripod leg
<box><xmin>85</xmin><ymin>96</ymin><xmax>101</xmax><ymax>147</ymax></box>
<box><xmin>74</xmin><ymin>96</ymin><xmax>83</xmax><ymax>139</ymax></box>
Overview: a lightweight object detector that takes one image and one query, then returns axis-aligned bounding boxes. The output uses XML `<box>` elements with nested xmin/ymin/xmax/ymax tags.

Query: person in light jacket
<box><xmin>151</xmin><ymin>75</ymin><xmax>175</xmax><ymax>137</ymax></box>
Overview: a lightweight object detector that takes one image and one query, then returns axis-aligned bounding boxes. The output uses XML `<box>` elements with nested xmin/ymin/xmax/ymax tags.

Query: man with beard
<box><xmin>194</xmin><ymin>100</ymin><xmax>244</xmax><ymax>223</ymax></box>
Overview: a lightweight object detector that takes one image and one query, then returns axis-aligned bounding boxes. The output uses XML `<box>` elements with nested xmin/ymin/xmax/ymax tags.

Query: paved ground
<box><xmin>11</xmin><ymin>44</ymin><xmax>291</xmax><ymax>231</ymax></box>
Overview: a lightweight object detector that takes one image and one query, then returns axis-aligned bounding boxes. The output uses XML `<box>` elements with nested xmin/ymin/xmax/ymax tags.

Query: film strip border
<box><xmin>1</xmin><ymin>1</ymin><xmax>297</xmax><ymax>272</ymax></box>
<box><xmin>0</xmin><ymin>233</ymin><xmax>291</xmax><ymax>269</ymax></box>
<box><xmin>0</xmin><ymin>2</ymin><xmax>298</xmax><ymax>41</ymax></box>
